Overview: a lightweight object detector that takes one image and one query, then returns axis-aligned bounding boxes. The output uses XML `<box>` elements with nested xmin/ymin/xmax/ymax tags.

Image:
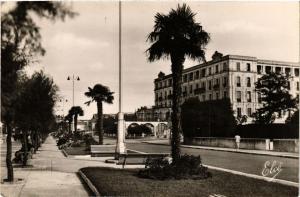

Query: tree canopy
<box><xmin>253</xmin><ymin>72</ymin><xmax>298</xmax><ymax>124</ymax></box>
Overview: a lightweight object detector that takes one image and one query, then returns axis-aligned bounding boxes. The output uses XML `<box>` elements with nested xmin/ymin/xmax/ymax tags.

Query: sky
<box><xmin>6</xmin><ymin>1</ymin><xmax>299</xmax><ymax>120</ymax></box>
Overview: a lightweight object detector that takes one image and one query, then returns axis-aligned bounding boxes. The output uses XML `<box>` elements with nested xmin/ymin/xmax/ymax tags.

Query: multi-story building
<box><xmin>154</xmin><ymin>51</ymin><xmax>299</xmax><ymax>123</ymax></box>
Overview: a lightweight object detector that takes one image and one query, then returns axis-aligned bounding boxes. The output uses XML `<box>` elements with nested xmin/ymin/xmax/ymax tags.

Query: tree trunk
<box><xmin>170</xmin><ymin>53</ymin><xmax>185</xmax><ymax>163</ymax></box>
<box><xmin>74</xmin><ymin>115</ymin><xmax>77</xmax><ymax>133</ymax></box>
<box><xmin>22</xmin><ymin>130</ymin><xmax>28</xmax><ymax>166</ymax></box>
<box><xmin>6</xmin><ymin>122</ymin><xmax>14</xmax><ymax>181</ymax></box>
<box><xmin>97</xmin><ymin>102</ymin><xmax>103</xmax><ymax>145</ymax></box>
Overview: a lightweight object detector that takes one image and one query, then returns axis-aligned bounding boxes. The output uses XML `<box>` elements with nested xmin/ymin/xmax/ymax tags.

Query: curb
<box><xmin>142</xmin><ymin>142</ymin><xmax>298</xmax><ymax>159</ymax></box>
<box><xmin>61</xmin><ymin>149</ymin><xmax>68</xmax><ymax>157</ymax></box>
<box><xmin>204</xmin><ymin>164</ymin><xmax>299</xmax><ymax>188</ymax></box>
<box><xmin>78</xmin><ymin>170</ymin><xmax>101</xmax><ymax>197</ymax></box>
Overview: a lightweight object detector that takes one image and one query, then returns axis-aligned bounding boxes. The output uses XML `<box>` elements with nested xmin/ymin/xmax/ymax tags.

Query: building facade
<box><xmin>154</xmin><ymin>52</ymin><xmax>299</xmax><ymax>123</ymax></box>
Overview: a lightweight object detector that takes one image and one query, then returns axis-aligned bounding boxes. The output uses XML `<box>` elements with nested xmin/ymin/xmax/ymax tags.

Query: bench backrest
<box><xmin>90</xmin><ymin>145</ymin><xmax>115</xmax><ymax>153</ymax></box>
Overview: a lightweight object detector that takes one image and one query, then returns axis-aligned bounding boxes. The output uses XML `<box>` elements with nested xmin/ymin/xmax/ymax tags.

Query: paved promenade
<box><xmin>1</xmin><ymin>137</ymin><xmax>92</xmax><ymax>197</ymax></box>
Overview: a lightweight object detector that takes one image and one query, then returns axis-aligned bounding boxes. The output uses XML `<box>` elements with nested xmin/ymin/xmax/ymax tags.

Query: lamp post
<box><xmin>67</xmin><ymin>75</ymin><xmax>80</xmax><ymax>106</ymax></box>
<box><xmin>116</xmin><ymin>0</ymin><xmax>126</xmax><ymax>155</ymax></box>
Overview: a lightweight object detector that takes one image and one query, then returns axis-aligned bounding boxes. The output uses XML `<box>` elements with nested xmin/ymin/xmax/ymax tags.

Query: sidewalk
<box><xmin>143</xmin><ymin>140</ymin><xmax>299</xmax><ymax>158</ymax></box>
<box><xmin>1</xmin><ymin>137</ymin><xmax>90</xmax><ymax>197</ymax></box>
<box><xmin>1</xmin><ymin>136</ymin><xmax>145</xmax><ymax>197</ymax></box>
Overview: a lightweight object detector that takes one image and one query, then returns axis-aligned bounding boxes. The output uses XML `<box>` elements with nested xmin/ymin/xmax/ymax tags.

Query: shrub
<box><xmin>181</xmin><ymin>98</ymin><xmax>236</xmax><ymax>138</ymax></box>
<box><xmin>83</xmin><ymin>134</ymin><xmax>98</xmax><ymax>150</ymax></box>
<box><xmin>236</xmin><ymin>124</ymin><xmax>298</xmax><ymax>139</ymax></box>
<box><xmin>138</xmin><ymin>154</ymin><xmax>211</xmax><ymax>180</ymax></box>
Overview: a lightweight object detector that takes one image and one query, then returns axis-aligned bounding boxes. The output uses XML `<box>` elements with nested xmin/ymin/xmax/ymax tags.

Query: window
<box><xmin>258</xmin><ymin>92</ymin><xmax>262</xmax><ymax>103</ymax></box>
<box><xmin>266</xmin><ymin>66</ymin><xmax>272</xmax><ymax>74</ymax></box>
<box><xmin>201</xmin><ymin>69</ymin><xmax>206</xmax><ymax>77</ymax></box>
<box><xmin>236</xmin><ymin>76</ymin><xmax>241</xmax><ymax>87</ymax></box>
<box><xmin>297</xmin><ymin>82</ymin><xmax>299</xmax><ymax>91</ymax></box>
<box><xmin>155</xmin><ymin>82</ymin><xmax>158</xmax><ymax>89</ymax></box>
<box><xmin>224</xmin><ymin>91</ymin><xmax>227</xmax><ymax>98</ymax></box>
<box><xmin>209</xmin><ymin>80</ymin><xmax>212</xmax><ymax>90</ymax></box>
<box><xmin>246</xmin><ymin>77</ymin><xmax>251</xmax><ymax>87</ymax></box>
<box><xmin>223</xmin><ymin>77</ymin><xmax>227</xmax><ymax>87</ymax></box>
<box><xmin>285</xmin><ymin>68</ymin><xmax>291</xmax><ymax>76</ymax></box>
<box><xmin>236</xmin><ymin>91</ymin><xmax>242</xmax><ymax>102</ymax></box>
<box><xmin>168</xmin><ymin>79</ymin><xmax>172</xmax><ymax>86</ymax></box>
<box><xmin>155</xmin><ymin>93</ymin><xmax>158</xmax><ymax>101</ymax></box>
<box><xmin>215</xmin><ymin>65</ymin><xmax>219</xmax><ymax>73</ymax></box>
<box><xmin>223</xmin><ymin>63</ymin><xmax>227</xmax><ymax>71</ymax></box>
<box><xmin>209</xmin><ymin>94</ymin><xmax>212</xmax><ymax>100</ymax></box>
<box><xmin>216</xmin><ymin>92</ymin><xmax>219</xmax><ymax>100</ymax></box>
<box><xmin>189</xmin><ymin>85</ymin><xmax>193</xmax><ymax>94</ymax></box>
<box><xmin>202</xmin><ymin>95</ymin><xmax>205</xmax><ymax>101</ymax></box>
<box><xmin>237</xmin><ymin>108</ymin><xmax>242</xmax><ymax>117</ymax></box>
<box><xmin>189</xmin><ymin>72</ymin><xmax>193</xmax><ymax>81</ymax></box>
<box><xmin>257</xmin><ymin>65</ymin><xmax>262</xmax><ymax>74</ymax></box>
<box><xmin>195</xmin><ymin>70</ymin><xmax>200</xmax><ymax>79</ymax></box>
<box><xmin>295</xmin><ymin>68</ymin><xmax>299</xmax><ymax>77</ymax></box>
<box><xmin>275</xmin><ymin>67</ymin><xmax>281</xmax><ymax>74</ymax></box>
<box><xmin>287</xmin><ymin>81</ymin><xmax>290</xmax><ymax>90</ymax></box>
<box><xmin>247</xmin><ymin>108</ymin><xmax>252</xmax><ymax>117</ymax></box>
<box><xmin>183</xmin><ymin>74</ymin><xmax>188</xmax><ymax>83</ymax></box>
<box><xmin>247</xmin><ymin>91</ymin><xmax>251</xmax><ymax>102</ymax></box>
<box><xmin>215</xmin><ymin>78</ymin><xmax>219</xmax><ymax>85</ymax></box>
<box><xmin>196</xmin><ymin>83</ymin><xmax>199</xmax><ymax>89</ymax></box>
<box><xmin>202</xmin><ymin>81</ymin><xmax>206</xmax><ymax>89</ymax></box>
<box><xmin>247</xmin><ymin>63</ymin><xmax>251</xmax><ymax>72</ymax></box>
<box><xmin>208</xmin><ymin>67</ymin><xmax>212</xmax><ymax>75</ymax></box>
<box><xmin>236</xmin><ymin>62</ymin><xmax>240</xmax><ymax>71</ymax></box>
<box><xmin>165</xmin><ymin>91</ymin><xmax>167</xmax><ymax>99</ymax></box>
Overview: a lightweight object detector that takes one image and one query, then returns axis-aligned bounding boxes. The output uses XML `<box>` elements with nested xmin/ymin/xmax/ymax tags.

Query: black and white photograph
<box><xmin>0</xmin><ymin>1</ymin><xmax>299</xmax><ymax>196</ymax></box>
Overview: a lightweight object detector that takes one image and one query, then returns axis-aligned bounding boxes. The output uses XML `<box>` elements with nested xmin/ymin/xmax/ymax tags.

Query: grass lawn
<box><xmin>80</xmin><ymin>167</ymin><xmax>298</xmax><ymax>197</ymax></box>
<box><xmin>64</xmin><ymin>146</ymin><xmax>89</xmax><ymax>155</ymax></box>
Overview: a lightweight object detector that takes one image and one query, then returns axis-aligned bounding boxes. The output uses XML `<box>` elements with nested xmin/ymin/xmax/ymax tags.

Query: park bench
<box><xmin>118</xmin><ymin>153</ymin><xmax>170</xmax><ymax>168</ymax></box>
<box><xmin>90</xmin><ymin>145</ymin><xmax>115</xmax><ymax>157</ymax></box>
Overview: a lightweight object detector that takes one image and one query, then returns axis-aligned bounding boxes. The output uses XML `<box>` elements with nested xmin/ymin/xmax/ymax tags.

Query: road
<box><xmin>126</xmin><ymin>142</ymin><xmax>299</xmax><ymax>183</ymax></box>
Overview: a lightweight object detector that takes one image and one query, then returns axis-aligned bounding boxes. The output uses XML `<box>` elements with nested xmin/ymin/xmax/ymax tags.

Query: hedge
<box><xmin>235</xmin><ymin>124</ymin><xmax>298</xmax><ymax>139</ymax></box>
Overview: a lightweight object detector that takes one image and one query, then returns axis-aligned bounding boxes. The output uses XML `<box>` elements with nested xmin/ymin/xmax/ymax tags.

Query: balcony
<box><xmin>158</xmin><ymin>97</ymin><xmax>163</xmax><ymax>101</ymax></box>
<box><xmin>194</xmin><ymin>88</ymin><xmax>205</xmax><ymax>95</ymax></box>
<box><xmin>167</xmin><ymin>94</ymin><xmax>173</xmax><ymax>100</ymax></box>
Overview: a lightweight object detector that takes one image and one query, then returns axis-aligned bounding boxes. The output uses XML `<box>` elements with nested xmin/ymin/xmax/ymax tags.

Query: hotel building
<box><xmin>154</xmin><ymin>52</ymin><xmax>299</xmax><ymax>123</ymax></box>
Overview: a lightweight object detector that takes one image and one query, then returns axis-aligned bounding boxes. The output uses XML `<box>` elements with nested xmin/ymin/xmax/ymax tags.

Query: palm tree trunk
<box><xmin>97</xmin><ymin>102</ymin><xmax>103</xmax><ymax>145</ymax></box>
<box><xmin>74</xmin><ymin>115</ymin><xmax>78</xmax><ymax>133</ymax></box>
<box><xmin>6</xmin><ymin>122</ymin><xmax>14</xmax><ymax>181</ymax></box>
<box><xmin>170</xmin><ymin>53</ymin><xmax>185</xmax><ymax>163</ymax></box>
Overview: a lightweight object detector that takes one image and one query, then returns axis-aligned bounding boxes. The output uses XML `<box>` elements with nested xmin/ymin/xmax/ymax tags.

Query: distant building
<box><xmin>154</xmin><ymin>51</ymin><xmax>299</xmax><ymax>123</ymax></box>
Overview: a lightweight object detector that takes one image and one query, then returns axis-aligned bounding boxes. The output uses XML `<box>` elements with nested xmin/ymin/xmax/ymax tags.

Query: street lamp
<box><xmin>67</xmin><ymin>75</ymin><xmax>80</xmax><ymax>106</ymax></box>
<box><xmin>116</xmin><ymin>0</ymin><xmax>126</xmax><ymax>155</ymax></box>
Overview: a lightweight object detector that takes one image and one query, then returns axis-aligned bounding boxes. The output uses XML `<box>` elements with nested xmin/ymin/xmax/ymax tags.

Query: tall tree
<box><xmin>69</xmin><ymin>106</ymin><xmax>84</xmax><ymax>133</ymax></box>
<box><xmin>85</xmin><ymin>84</ymin><xmax>114</xmax><ymax>145</ymax></box>
<box><xmin>1</xmin><ymin>2</ymin><xmax>75</xmax><ymax>181</ymax></box>
<box><xmin>14</xmin><ymin>71</ymin><xmax>58</xmax><ymax>156</ymax></box>
<box><xmin>146</xmin><ymin>4</ymin><xmax>210</xmax><ymax>162</ymax></box>
<box><xmin>253</xmin><ymin>72</ymin><xmax>298</xmax><ymax>124</ymax></box>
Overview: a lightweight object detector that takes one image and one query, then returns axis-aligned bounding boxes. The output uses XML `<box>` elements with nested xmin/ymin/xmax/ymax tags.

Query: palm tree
<box><xmin>85</xmin><ymin>84</ymin><xmax>114</xmax><ymax>145</ymax></box>
<box><xmin>69</xmin><ymin>106</ymin><xmax>84</xmax><ymax>133</ymax></box>
<box><xmin>147</xmin><ymin>4</ymin><xmax>210</xmax><ymax>162</ymax></box>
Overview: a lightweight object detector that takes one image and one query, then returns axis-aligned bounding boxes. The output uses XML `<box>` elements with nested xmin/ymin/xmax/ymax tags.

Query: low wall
<box><xmin>273</xmin><ymin>139</ymin><xmax>299</xmax><ymax>153</ymax></box>
<box><xmin>184</xmin><ymin>137</ymin><xmax>299</xmax><ymax>152</ymax></box>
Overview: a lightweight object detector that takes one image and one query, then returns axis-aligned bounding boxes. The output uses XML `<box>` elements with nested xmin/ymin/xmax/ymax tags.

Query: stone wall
<box><xmin>184</xmin><ymin>137</ymin><xmax>299</xmax><ymax>153</ymax></box>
